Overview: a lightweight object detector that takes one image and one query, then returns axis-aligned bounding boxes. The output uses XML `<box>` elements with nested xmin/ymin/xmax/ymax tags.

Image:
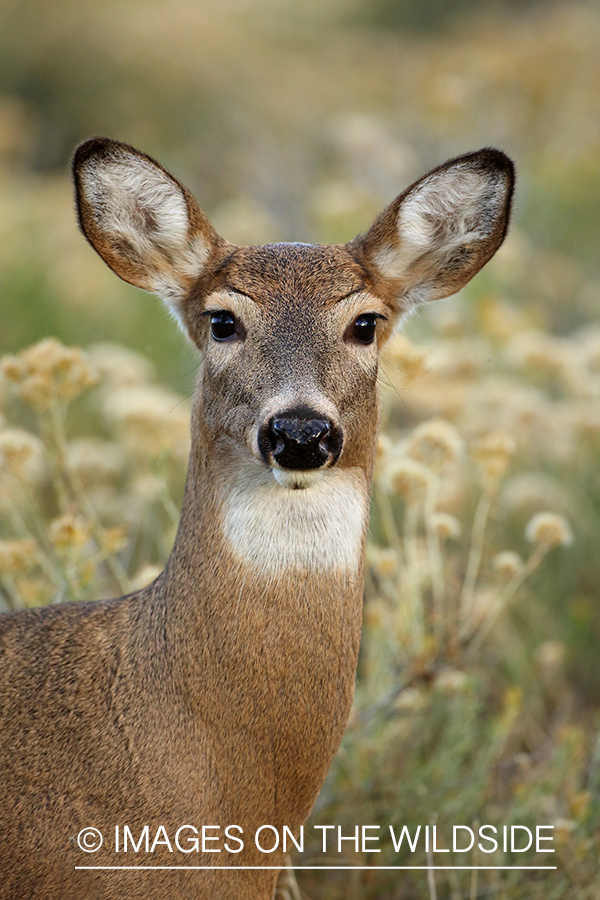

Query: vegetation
<box><xmin>1</xmin><ymin>0</ymin><xmax>600</xmax><ymax>896</ymax></box>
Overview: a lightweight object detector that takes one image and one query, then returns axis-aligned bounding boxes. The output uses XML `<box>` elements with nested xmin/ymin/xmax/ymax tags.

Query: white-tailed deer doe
<box><xmin>0</xmin><ymin>138</ymin><xmax>514</xmax><ymax>899</ymax></box>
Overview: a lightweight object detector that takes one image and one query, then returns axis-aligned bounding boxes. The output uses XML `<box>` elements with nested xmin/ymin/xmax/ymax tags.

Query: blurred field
<box><xmin>1</xmin><ymin>0</ymin><xmax>600</xmax><ymax>897</ymax></box>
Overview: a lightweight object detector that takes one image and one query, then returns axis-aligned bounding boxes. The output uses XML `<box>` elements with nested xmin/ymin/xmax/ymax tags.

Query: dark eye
<box><xmin>351</xmin><ymin>314</ymin><xmax>377</xmax><ymax>345</ymax></box>
<box><xmin>210</xmin><ymin>311</ymin><xmax>237</xmax><ymax>341</ymax></box>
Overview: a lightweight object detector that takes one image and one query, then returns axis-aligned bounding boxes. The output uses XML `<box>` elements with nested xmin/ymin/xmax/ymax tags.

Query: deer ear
<box><xmin>72</xmin><ymin>137</ymin><xmax>221</xmax><ymax>317</ymax></box>
<box><xmin>353</xmin><ymin>148</ymin><xmax>515</xmax><ymax>316</ymax></box>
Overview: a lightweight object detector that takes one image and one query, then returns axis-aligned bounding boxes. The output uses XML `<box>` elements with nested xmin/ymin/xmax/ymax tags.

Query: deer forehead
<box><xmin>202</xmin><ymin>287</ymin><xmax>388</xmax><ymax>329</ymax></box>
<box><xmin>185</xmin><ymin>242</ymin><xmax>382</xmax><ymax>350</ymax></box>
<box><xmin>211</xmin><ymin>242</ymin><xmax>367</xmax><ymax>303</ymax></box>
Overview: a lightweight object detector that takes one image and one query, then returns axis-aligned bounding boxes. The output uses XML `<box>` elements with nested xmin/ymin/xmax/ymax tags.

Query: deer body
<box><xmin>0</xmin><ymin>141</ymin><xmax>514</xmax><ymax>899</ymax></box>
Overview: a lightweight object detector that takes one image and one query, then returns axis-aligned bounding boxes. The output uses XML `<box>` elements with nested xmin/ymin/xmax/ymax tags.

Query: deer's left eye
<box><xmin>210</xmin><ymin>311</ymin><xmax>237</xmax><ymax>341</ymax></box>
<box><xmin>351</xmin><ymin>314</ymin><xmax>377</xmax><ymax>345</ymax></box>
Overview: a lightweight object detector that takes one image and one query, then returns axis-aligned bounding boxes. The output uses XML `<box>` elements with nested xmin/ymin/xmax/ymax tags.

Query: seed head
<box><xmin>367</xmin><ymin>546</ymin><xmax>398</xmax><ymax>578</ymax></box>
<box><xmin>383</xmin><ymin>457</ymin><xmax>432</xmax><ymax>500</ymax></box>
<box><xmin>363</xmin><ymin>598</ymin><xmax>387</xmax><ymax>630</ymax></box>
<box><xmin>373</xmin><ymin>433</ymin><xmax>393</xmax><ymax>481</ymax></box>
<box><xmin>66</xmin><ymin>438</ymin><xmax>126</xmax><ymax>488</ymax></box>
<box><xmin>87</xmin><ymin>343</ymin><xmax>156</xmax><ymax>388</ymax></box>
<box><xmin>427</xmin><ymin>338</ymin><xmax>487</xmax><ymax>379</ymax></box>
<box><xmin>0</xmin><ymin>429</ymin><xmax>45</xmax><ymax>483</ymax></box>
<box><xmin>1</xmin><ymin>339</ymin><xmax>97</xmax><ymax>411</ymax></box>
<box><xmin>405</xmin><ymin>417</ymin><xmax>463</xmax><ymax>470</ymax></box>
<box><xmin>431</xmin><ymin>512</ymin><xmax>461</xmax><ymax>542</ymax></box>
<box><xmin>435</xmin><ymin>668</ymin><xmax>469</xmax><ymax>693</ymax></box>
<box><xmin>103</xmin><ymin>385</ymin><xmax>190</xmax><ymax>461</ymax></box>
<box><xmin>99</xmin><ymin>526</ymin><xmax>128</xmax><ymax>556</ymax></box>
<box><xmin>50</xmin><ymin>514</ymin><xmax>91</xmax><ymax>551</ymax></box>
<box><xmin>17</xmin><ymin>576</ymin><xmax>53</xmax><ymax>608</ymax></box>
<box><xmin>0</xmin><ymin>539</ymin><xmax>38</xmax><ymax>574</ymax></box>
<box><xmin>383</xmin><ymin>334</ymin><xmax>429</xmax><ymax>385</ymax></box>
<box><xmin>525</xmin><ymin>512</ymin><xmax>573</xmax><ymax>549</ymax></box>
<box><xmin>535</xmin><ymin>640</ymin><xmax>565</xmax><ymax>674</ymax></box>
<box><xmin>472</xmin><ymin>432</ymin><xmax>516</xmax><ymax>485</ymax></box>
<box><xmin>492</xmin><ymin>550</ymin><xmax>523</xmax><ymax>579</ymax></box>
<box><xmin>506</xmin><ymin>330</ymin><xmax>576</xmax><ymax>388</ymax></box>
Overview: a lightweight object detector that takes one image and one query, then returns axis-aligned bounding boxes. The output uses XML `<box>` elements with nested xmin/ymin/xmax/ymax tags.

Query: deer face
<box><xmin>73</xmin><ymin>139</ymin><xmax>514</xmax><ymax>495</ymax></box>
<box><xmin>186</xmin><ymin>241</ymin><xmax>392</xmax><ymax>489</ymax></box>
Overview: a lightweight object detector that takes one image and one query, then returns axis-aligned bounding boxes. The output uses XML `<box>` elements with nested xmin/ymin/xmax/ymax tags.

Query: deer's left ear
<box><xmin>351</xmin><ymin>148</ymin><xmax>515</xmax><ymax>316</ymax></box>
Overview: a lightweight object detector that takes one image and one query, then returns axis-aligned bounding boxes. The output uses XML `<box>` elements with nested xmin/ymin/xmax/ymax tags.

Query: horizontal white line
<box><xmin>75</xmin><ymin>866</ymin><xmax>558</xmax><ymax>871</ymax></box>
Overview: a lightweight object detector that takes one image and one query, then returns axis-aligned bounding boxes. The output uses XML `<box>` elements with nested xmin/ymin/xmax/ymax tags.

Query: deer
<box><xmin>0</xmin><ymin>138</ymin><xmax>514</xmax><ymax>899</ymax></box>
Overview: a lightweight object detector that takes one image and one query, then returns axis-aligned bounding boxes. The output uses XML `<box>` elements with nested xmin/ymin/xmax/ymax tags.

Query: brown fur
<box><xmin>0</xmin><ymin>139</ymin><xmax>514</xmax><ymax>899</ymax></box>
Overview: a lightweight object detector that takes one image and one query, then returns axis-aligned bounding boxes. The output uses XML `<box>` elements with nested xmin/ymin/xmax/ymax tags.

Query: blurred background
<box><xmin>1</xmin><ymin>0</ymin><xmax>600</xmax><ymax>896</ymax></box>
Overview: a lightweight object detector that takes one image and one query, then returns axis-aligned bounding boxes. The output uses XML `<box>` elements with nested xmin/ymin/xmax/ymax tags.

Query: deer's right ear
<box><xmin>73</xmin><ymin>137</ymin><xmax>221</xmax><ymax>318</ymax></box>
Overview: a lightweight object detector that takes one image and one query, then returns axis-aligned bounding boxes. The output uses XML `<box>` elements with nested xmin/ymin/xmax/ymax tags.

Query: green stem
<box><xmin>375</xmin><ymin>486</ymin><xmax>403</xmax><ymax>557</ymax></box>
<box><xmin>0</xmin><ymin>572</ymin><xmax>19</xmax><ymax>611</ymax></box>
<box><xmin>465</xmin><ymin>544</ymin><xmax>548</xmax><ymax>655</ymax></box>
<box><xmin>458</xmin><ymin>488</ymin><xmax>495</xmax><ymax>639</ymax></box>
<box><xmin>0</xmin><ymin>481</ymin><xmax>57</xmax><ymax>583</ymax></box>
<box><xmin>404</xmin><ymin>499</ymin><xmax>424</xmax><ymax>655</ymax></box>
<box><xmin>425</xmin><ymin>473</ymin><xmax>445</xmax><ymax>646</ymax></box>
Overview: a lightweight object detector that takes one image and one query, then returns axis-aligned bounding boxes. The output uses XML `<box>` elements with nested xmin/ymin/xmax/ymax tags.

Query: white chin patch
<box><xmin>272</xmin><ymin>469</ymin><xmax>325</xmax><ymax>490</ymax></box>
<box><xmin>221</xmin><ymin>460</ymin><xmax>368</xmax><ymax>576</ymax></box>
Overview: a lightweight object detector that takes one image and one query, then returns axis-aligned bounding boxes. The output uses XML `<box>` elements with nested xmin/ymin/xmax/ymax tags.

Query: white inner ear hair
<box><xmin>374</xmin><ymin>166</ymin><xmax>504</xmax><ymax>282</ymax></box>
<box><xmin>82</xmin><ymin>153</ymin><xmax>209</xmax><ymax>304</ymax></box>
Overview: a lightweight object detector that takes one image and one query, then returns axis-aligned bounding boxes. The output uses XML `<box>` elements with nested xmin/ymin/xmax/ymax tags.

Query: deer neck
<box><xmin>148</xmin><ymin>413</ymin><xmax>374</xmax><ymax>823</ymax></box>
<box><xmin>162</xmin><ymin>426</ymin><xmax>372</xmax><ymax>647</ymax></box>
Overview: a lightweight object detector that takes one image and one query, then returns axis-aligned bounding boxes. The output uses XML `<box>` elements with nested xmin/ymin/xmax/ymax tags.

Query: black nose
<box><xmin>259</xmin><ymin>410</ymin><xmax>343</xmax><ymax>470</ymax></box>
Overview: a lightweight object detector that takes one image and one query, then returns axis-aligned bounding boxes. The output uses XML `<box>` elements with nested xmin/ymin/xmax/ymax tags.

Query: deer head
<box><xmin>73</xmin><ymin>139</ymin><xmax>514</xmax><ymax>545</ymax></box>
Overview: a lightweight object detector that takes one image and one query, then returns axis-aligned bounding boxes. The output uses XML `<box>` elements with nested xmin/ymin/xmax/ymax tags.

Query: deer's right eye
<box><xmin>210</xmin><ymin>311</ymin><xmax>237</xmax><ymax>341</ymax></box>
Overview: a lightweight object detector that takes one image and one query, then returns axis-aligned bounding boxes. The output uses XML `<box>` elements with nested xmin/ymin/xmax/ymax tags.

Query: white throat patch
<box><xmin>221</xmin><ymin>462</ymin><xmax>368</xmax><ymax>577</ymax></box>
